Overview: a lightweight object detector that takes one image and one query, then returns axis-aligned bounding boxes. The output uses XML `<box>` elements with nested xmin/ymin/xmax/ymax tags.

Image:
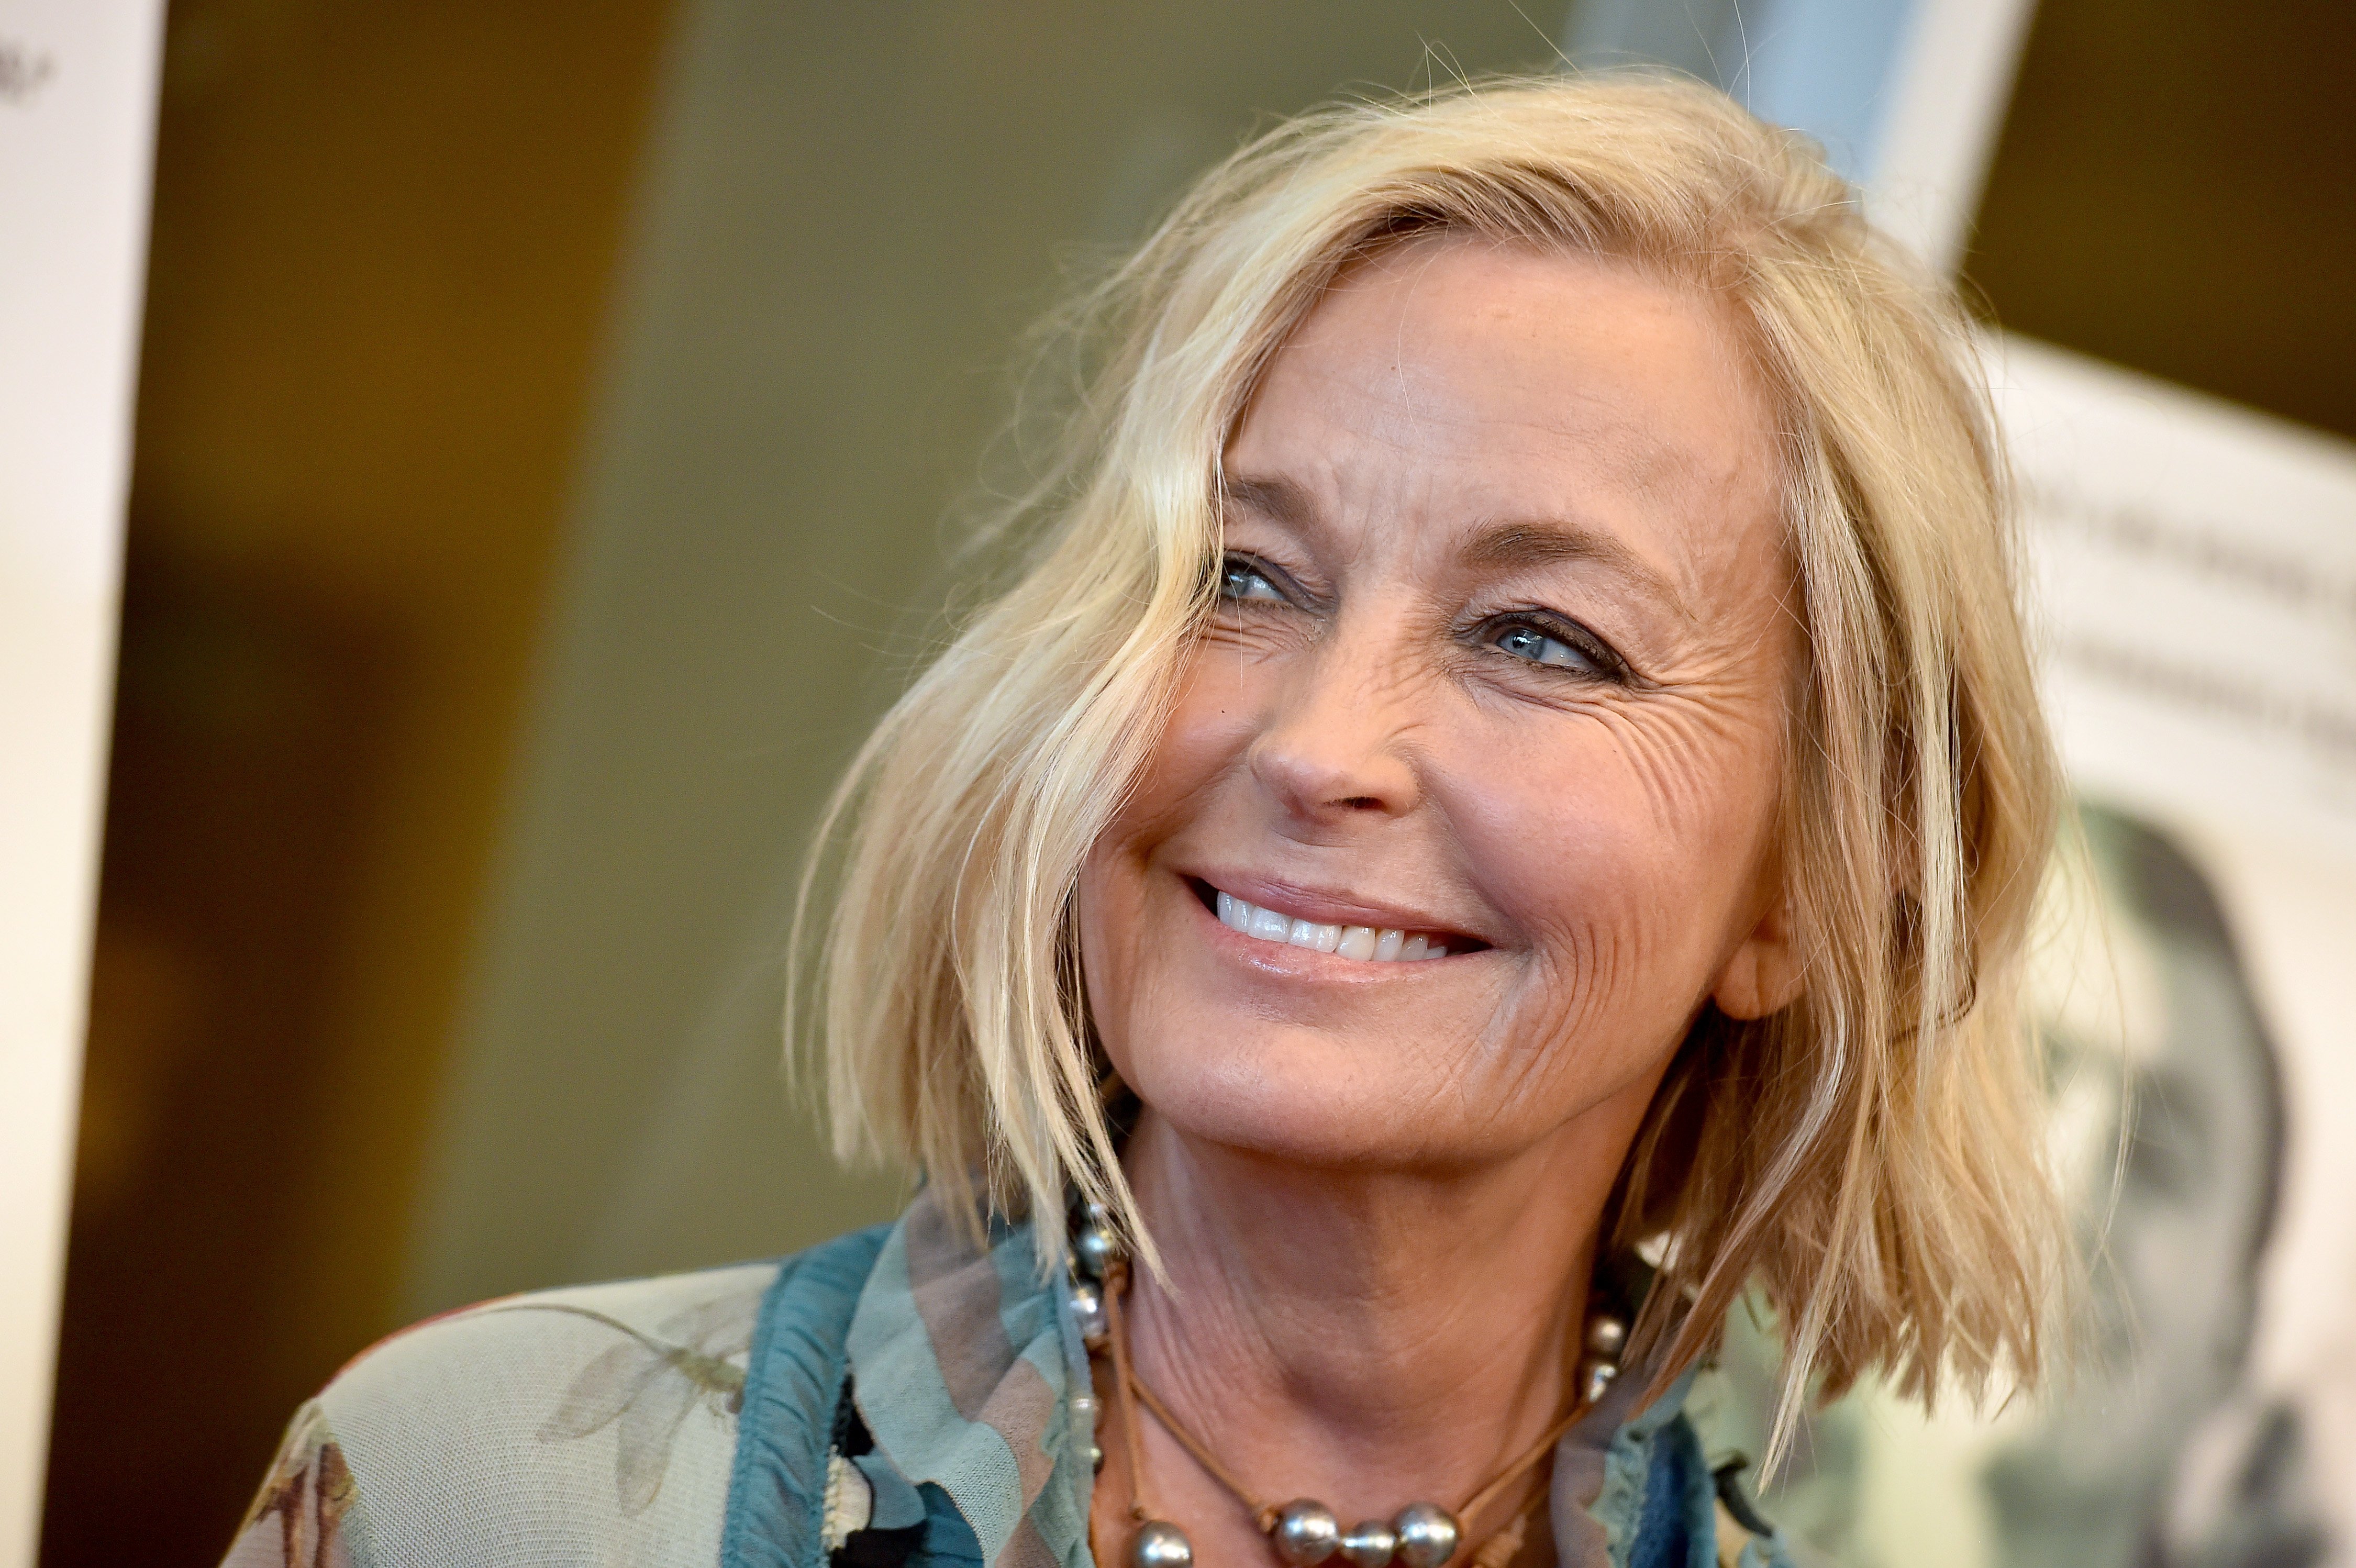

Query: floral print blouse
<box><xmin>221</xmin><ymin>1191</ymin><xmax>1789</xmax><ymax>1568</ymax></box>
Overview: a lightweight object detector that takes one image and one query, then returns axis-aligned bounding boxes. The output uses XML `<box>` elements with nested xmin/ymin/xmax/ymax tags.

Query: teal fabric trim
<box><xmin>723</xmin><ymin>1226</ymin><xmax>892</xmax><ymax>1568</ymax></box>
<box><xmin>853</xmin><ymin>1452</ymin><xmax>929</xmax><ymax>1532</ymax></box>
<box><xmin>1590</xmin><ymin>1366</ymin><xmax>1703</xmax><ymax>1568</ymax></box>
<box><xmin>918</xmin><ymin>1482</ymin><xmax>987</xmax><ymax>1565</ymax></box>
<box><xmin>1628</xmin><ymin>1413</ymin><xmax>1714</xmax><ymax>1568</ymax></box>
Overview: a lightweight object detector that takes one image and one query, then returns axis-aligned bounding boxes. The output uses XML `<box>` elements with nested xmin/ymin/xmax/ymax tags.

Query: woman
<box><xmin>226</xmin><ymin>74</ymin><xmax>2065</xmax><ymax>1568</ymax></box>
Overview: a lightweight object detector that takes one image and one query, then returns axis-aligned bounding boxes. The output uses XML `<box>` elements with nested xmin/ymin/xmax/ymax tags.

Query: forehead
<box><xmin>1227</xmin><ymin>236</ymin><xmax>1782</xmax><ymax>572</ymax></box>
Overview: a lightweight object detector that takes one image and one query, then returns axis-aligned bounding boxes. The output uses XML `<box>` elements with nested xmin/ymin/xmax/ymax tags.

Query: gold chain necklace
<box><xmin>1065</xmin><ymin>1207</ymin><xmax>1631</xmax><ymax>1568</ymax></box>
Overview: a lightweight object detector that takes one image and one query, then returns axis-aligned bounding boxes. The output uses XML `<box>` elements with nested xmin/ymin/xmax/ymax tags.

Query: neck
<box><xmin>1110</xmin><ymin>1110</ymin><xmax>1630</xmax><ymax>1537</ymax></box>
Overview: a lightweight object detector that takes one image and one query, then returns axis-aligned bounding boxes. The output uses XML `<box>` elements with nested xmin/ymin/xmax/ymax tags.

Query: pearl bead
<box><xmin>1069</xmin><ymin>1277</ymin><xmax>1108</xmax><ymax>1349</ymax></box>
<box><xmin>1089</xmin><ymin>1443</ymin><xmax>1104</xmax><ymax>1474</ymax></box>
<box><xmin>1391</xmin><ymin>1503</ymin><xmax>1461</xmax><ymax>1567</ymax></box>
<box><xmin>1127</xmin><ymin>1519</ymin><xmax>1194</xmax><ymax>1567</ymax></box>
<box><xmin>1584</xmin><ymin>1314</ymin><xmax>1629</xmax><ymax>1359</ymax></box>
<box><xmin>1339</xmin><ymin>1518</ymin><xmax>1398</xmax><ymax>1567</ymax></box>
<box><xmin>1073</xmin><ymin>1218</ymin><xmax>1121</xmax><ymax>1278</ymax></box>
<box><xmin>1271</xmin><ymin>1499</ymin><xmax>1341</xmax><ymax>1564</ymax></box>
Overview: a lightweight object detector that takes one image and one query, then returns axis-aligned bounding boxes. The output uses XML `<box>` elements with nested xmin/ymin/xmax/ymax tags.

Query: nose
<box><xmin>1245</xmin><ymin>617</ymin><xmax>1424</xmax><ymax>827</ymax></box>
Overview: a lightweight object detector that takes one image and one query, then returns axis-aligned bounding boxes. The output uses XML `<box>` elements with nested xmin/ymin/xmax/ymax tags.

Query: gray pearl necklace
<box><xmin>1066</xmin><ymin>1205</ymin><xmax>1630</xmax><ymax>1568</ymax></box>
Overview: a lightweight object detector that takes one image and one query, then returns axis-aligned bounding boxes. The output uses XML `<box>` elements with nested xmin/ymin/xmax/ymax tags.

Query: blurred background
<box><xmin>31</xmin><ymin>0</ymin><xmax>2356</xmax><ymax>1563</ymax></box>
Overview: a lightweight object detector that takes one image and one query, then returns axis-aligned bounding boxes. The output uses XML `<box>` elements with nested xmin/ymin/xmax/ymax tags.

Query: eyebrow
<box><xmin>1216</xmin><ymin>473</ymin><xmax>1313</xmax><ymax>529</ymax></box>
<box><xmin>1223</xmin><ymin>472</ymin><xmax>1682</xmax><ymax>614</ymax></box>
<box><xmin>1460</xmin><ymin>519</ymin><xmax>1681</xmax><ymax>610</ymax></box>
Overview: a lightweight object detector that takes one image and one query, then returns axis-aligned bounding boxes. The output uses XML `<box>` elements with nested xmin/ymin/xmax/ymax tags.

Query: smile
<box><xmin>1197</xmin><ymin>880</ymin><xmax>1474</xmax><ymax>963</ymax></box>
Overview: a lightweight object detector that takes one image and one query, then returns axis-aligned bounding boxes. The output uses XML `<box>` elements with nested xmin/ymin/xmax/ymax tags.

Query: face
<box><xmin>1077</xmin><ymin>236</ymin><xmax>1804</xmax><ymax>1173</ymax></box>
<box><xmin>1992</xmin><ymin>812</ymin><xmax>2282</xmax><ymax>1530</ymax></box>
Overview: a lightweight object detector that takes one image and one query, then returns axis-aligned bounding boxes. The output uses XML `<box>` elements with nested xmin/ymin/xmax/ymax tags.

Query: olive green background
<box><xmin>401</xmin><ymin>2</ymin><xmax>1586</xmax><ymax>1320</ymax></box>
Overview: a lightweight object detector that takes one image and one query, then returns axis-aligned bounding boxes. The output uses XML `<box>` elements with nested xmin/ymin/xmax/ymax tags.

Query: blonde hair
<box><xmin>795</xmin><ymin>73</ymin><xmax>2067</xmax><ymax>1439</ymax></box>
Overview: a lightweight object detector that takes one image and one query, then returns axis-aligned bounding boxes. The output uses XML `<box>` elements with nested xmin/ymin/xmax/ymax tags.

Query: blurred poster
<box><xmin>1708</xmin><ymin>337</ymin><xmax>2356</xmax><ymax>1568</ymax></box>
<box><xmin>0</xmin><ymin>1</ymin><xmax>163</xmax><ymax>1562</ymax></box>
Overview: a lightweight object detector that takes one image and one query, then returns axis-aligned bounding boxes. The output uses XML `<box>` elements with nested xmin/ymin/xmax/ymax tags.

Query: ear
<box><xmin>1710</xmin><ymin>891</ymin><xmax>1807</xmax><ymax>1021</ymax></box>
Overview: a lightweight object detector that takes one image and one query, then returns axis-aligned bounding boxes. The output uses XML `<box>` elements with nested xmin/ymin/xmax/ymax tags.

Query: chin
<box><xmin>1112</xmin><ymin>1024</ymin><xmax>1485</xmax><ymax>1172</ymax></box>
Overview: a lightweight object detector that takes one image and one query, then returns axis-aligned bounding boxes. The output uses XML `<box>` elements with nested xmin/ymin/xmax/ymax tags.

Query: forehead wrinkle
<box><xmin>1270</xmin><ymin>344</ymin><xmax>1741</xmax><ymax>554</ymax></box>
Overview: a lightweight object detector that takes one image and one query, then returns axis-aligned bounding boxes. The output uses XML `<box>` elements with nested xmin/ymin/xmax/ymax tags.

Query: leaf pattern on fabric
<box><xmin>221</xmin><ymin>1403</ymin><xmax>358</xmax><ymax>1568</ymax></box>
<box><xmin>483</xmin><ymin>1290</ymin><xmax>756</xmax><ymax>1516</ymax></box>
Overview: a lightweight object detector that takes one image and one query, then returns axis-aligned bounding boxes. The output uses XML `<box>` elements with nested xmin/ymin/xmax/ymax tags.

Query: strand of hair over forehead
<box><xmin>795</xmin><ymin>71</ymin><xmax>2070</xmax><ymax>1474</ymax></box>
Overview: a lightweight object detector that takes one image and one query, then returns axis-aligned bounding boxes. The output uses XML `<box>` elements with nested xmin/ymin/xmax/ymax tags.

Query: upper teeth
<box><xmin>1215</xmin><ymin>890</ymin><xmax>1447</xmax><ymax>962</ymax></box>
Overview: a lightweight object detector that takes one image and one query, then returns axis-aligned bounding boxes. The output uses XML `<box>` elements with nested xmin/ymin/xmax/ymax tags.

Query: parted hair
<box><xmin>793</xmin><ymin>72</ymin><xmax>2067</xmax><ymax>1443</ymax></box>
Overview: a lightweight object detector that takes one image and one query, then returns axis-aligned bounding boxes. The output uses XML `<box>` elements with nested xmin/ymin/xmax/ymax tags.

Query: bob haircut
<box><xmin>797</xmin><ymin>73</ymin><xmax>2067</xmax><ymax>1439</ymax></box>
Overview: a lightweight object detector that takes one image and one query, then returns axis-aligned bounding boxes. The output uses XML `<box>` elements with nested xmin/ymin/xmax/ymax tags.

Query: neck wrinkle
<box><xmin>1114</xmin><ymin>1109</ymin><xmax>1616</xmax><ymax>1523</ymax></box>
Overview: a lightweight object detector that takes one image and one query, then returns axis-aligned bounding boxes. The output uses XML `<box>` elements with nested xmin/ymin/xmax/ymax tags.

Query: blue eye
<box><xmin>1490</xmin><ymin>621</ymin><xmax>1598</xmax><ymax>672</ymax></box>
<box><xmin>1219</xmin><ymin>558</ymin><xmax>1287</xmax><ymax>604</ymax></box>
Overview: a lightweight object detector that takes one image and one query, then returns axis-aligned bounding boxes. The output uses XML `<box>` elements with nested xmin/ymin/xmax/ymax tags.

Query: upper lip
<box><xmin>1183</xmin><ymin>868</ymin><xmax>1491</xmax><ymax>946</ymax></box>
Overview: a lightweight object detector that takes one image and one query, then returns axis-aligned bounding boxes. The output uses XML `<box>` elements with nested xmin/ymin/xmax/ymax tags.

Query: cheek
<box><xmin>1148</xmin><ymin>649</ymin><xmax>1265</xmax><ymax>796</ymax></box>
<box><xmin>1091</xmin><ymin>637</ymin><xmax>1294</xmax><ymax>881</ymax></box>
<box><xmin>1103</xmin><ymin>644</ymin><xmax>1271</xmax><ymax>871</ymax></box>
<box><xmin>1445</xmin><ymin>705</ymin><xmax>1781</xmax><ymax>1003</ymax></box>
<box><xmin>1075</xmin><ymin>651</ymin><xmax>1256</xmax><ymax>1019</ymax></box>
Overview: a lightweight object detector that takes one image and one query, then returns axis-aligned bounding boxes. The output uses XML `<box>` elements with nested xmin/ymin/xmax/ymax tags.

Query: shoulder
<box><xmin>224</xmin><ymin>1260</ymin><xmax>781</xmax><ymax>1568</ymax></box>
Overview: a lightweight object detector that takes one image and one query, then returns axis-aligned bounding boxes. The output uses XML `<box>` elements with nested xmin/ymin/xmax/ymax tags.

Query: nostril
<box><xmin>1246</xmin><ymin>726</ymin><xmax>1417</xmax><ymax>824</ymax></box>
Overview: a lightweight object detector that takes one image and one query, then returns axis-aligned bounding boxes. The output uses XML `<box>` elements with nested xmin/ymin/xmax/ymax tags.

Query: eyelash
<box><xmin>1472</xmin><ymin>610</ymin><xmax>1629</xmax><ymax>683</ymax></box>
<box><xmin>1212</xmin><ymin>551</ymin><xmax>1631</xmax><ymax>685</ymax></box>
<box><xmin>1216</xmin><ymin>555</ymin><xmax>1294</xmax><ymax>606</ymax></box>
